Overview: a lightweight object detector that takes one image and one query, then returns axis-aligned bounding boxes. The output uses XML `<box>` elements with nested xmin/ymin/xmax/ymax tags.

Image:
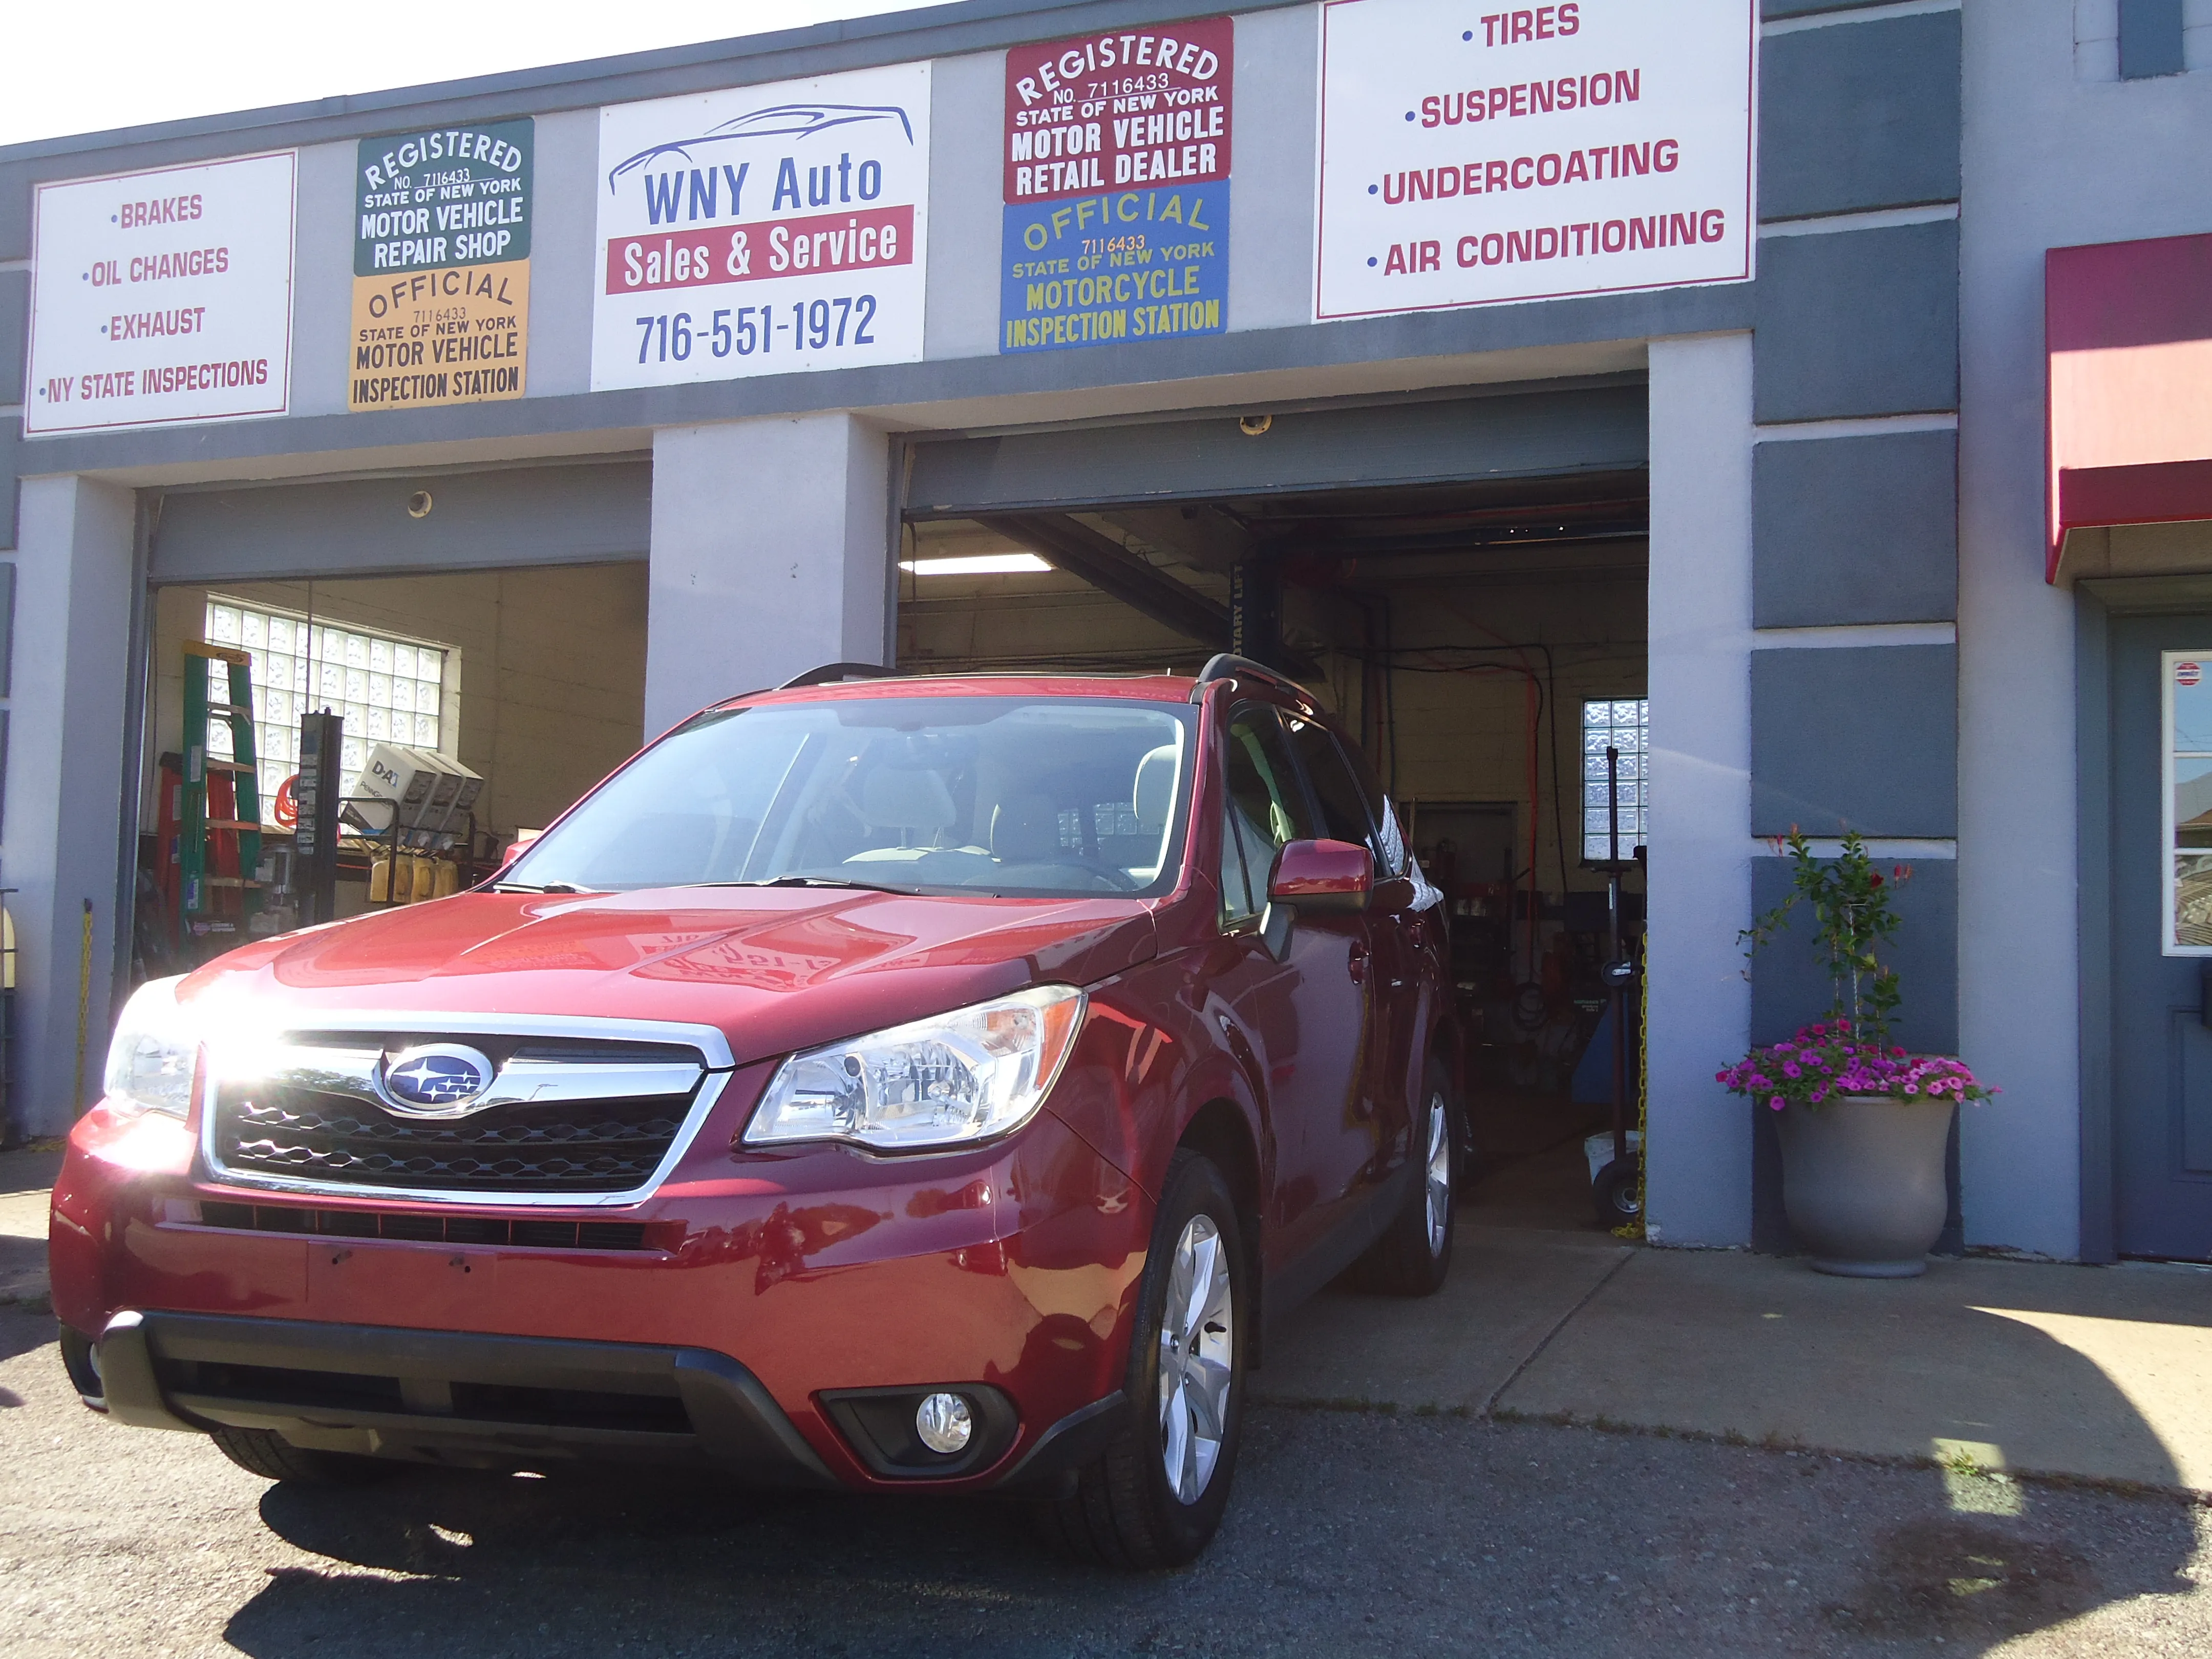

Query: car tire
<box><xmin>207</xmin><ymin>1425</ymin><xmax>394</xmax><ymax>1486</ymax></box>
<box><xmin>1591</xmin><ymin>1156</ymin><xmax>1642</xmax><ymax>1230</ymax></box>
<box><xmin>1039</xmin><ymin>1148</ymin><xmax>1246</xmax><ymax>1570</ymax></box>
<box><xmin>1351</xmin><ymin>1056</ymin><xmax>1457</xmax><ymax>1298</ymax></box>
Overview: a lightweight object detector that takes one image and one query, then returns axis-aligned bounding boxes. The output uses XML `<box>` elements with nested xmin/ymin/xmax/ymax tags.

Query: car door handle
<box><xmin>1347</xmin><ymin>942</ymin><xmax>1369</xmax><ymax>984</ymax></box>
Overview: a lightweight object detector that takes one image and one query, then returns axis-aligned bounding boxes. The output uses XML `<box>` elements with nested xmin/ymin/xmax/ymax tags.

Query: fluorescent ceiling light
<box><xmin>899</xmin><ymin>553</ymin><xmax>1054</xmax><ymax>576</ymax></box>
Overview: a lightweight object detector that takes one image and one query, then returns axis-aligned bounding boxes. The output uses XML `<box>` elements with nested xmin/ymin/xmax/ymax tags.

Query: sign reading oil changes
<box><xmin>350</xmin><ymin>117</ymin><xmax>533</xmax><ymax>411</ymax></box>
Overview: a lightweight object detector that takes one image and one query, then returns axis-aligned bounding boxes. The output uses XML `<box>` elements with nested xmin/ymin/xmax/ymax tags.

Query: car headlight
<box><xmin>103</xmin><ymin>976</ymin><xmax>197</xmax><ymax>1118</ymax></box>
<box><xmin>743</xmin><ymin>985</ymin><xmax>1086</xmax><ymax>1153</ymax></box>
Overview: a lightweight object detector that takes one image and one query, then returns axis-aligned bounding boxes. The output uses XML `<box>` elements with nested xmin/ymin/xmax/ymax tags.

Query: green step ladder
<box><xmin>181</xmin><ymin>640</ymin><xmax>264</xmax><ymax>930</ymax></box>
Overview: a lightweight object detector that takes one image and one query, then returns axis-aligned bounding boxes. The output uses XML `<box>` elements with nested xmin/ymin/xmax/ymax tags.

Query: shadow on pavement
<box><xmin>212</xmin><ymin>1411</ymin><xmax>2206</xmax><ymax>1659</ymax></box>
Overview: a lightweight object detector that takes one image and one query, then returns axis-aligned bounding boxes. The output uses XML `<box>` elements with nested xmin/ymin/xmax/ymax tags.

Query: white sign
<box><xmin>1316</xmin><ymin>0</ymin><xmax>1755</xmax><ymax>320</ymax></box>
<box><xmin>24</xmin><ymin>152</ymin><xmax>296</xmax><ymax>434</ymax></box>
<box><xmin>592</xmin><ymin>62</ymin><xmax>931</xmax><ymax>389</ymax></box>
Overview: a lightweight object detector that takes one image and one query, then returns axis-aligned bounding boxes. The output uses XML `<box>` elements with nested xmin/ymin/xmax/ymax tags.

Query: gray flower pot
<box><xmin>1774</xmin><ymin>1094</ymin><xmax>1954</xmax><ymax>1277</ymax></box>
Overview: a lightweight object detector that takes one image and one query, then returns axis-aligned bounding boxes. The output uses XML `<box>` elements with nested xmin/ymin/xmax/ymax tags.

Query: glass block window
<box><xmin>1581</xmin><ymin>697</ymin><xmax>1648</xmax><ymax>863</ymax></box>
<box><xmin>203</xmin><ymin>599</ymin><xmax>450</xmax><ymax>820</ymax></box>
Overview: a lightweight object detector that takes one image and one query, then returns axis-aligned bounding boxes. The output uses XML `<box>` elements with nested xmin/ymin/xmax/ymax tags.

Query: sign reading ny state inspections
<box><xmin>592</xmin><ymin>62</ymin><xmax>929</xmax><ymax>389</ymax></box>
<box><xmin>1001</xmin><ymin>18</ymin><xmax>1232</xmax><ymax>354</ymax></box>
<box><xmin>350</xmin><ymin>119</ymin><xmax>533</xmax><ymax>411</ymax></box>
<box><xmin>25</xmin><ymin>152</ymin><xmax>295</xmax><ymax>434</ymax></box>
<box><xmin>1315</xmin><ymin>0</ymin><xmax>1754</xmax><ymax>319</ymax></box>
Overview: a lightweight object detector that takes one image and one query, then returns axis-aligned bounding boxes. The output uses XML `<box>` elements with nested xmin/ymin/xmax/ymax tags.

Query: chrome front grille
<box><xmin>202</xmin><ymin>1022</ymin><xmax>725</xmax><ymax>1202</ymax></box>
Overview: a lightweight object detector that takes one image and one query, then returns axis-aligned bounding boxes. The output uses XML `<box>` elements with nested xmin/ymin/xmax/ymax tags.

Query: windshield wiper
<box><xmin>700</xmin><ymin>876</ymin><xmax>914</xmax><ymax>896</ymax></box>
<box><xmin>491</xmin><ymin>881</ymin><xmax>588</xmax><ymax>894</ymax></box>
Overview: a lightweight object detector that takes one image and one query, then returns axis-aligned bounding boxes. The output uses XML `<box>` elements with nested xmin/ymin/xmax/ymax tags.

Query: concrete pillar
<box><xmin>6</xmin><ymin>476</ymin><xmax>138</xmax><ymax>1139</ymax></box>
<box><xmin>644</xmin><ymin>413</ymin><xmax>894</xmax><ymax>737</ymax></box>
<box><xmin>1644</xmin><ymin>333</ymin><xmax>1756</xmax><ymax>1246</ymax></box>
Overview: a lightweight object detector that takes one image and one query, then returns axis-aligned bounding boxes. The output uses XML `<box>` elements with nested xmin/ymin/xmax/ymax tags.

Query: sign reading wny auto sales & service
<box><xmin>1315</xmin><ymin>0</ymin><xmax>1754</xmax><ymax>320</ymax></box>
<box><xmin>1000</xmin><ymin>18</ymin><xmax>1232</xmax><ymax>353</ymax></box>
<box><xmin>591</xmin><ymin>62</ymin><xmax>929</xmax><ymax>389</ymax></box>
<box><xmin>350</xmin><ymin>119</ymin><xmax>533</xmax><ymax>412</ymax></box>
<box><xmin>24</xmin><ymin>153</ymin><xmax>294</xmax><ymax>434</ymax></box>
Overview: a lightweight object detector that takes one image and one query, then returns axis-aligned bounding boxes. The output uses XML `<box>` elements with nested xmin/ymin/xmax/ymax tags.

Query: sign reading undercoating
<box><xmin>1315</xmin><ymin>0</ymin><xmax>1755</xmax><ymax>318</ymax></box>
<box><xmin>350</xmin><ymin>118</ymin><xmax>533</xmax><ymax>411</ymax></box>
<box><xmin>591</xmin><ymin>62</ymin><xmax>930</xmax><ymax>388</ymax></box>
<box><xmin>25</xmin><ymin>152</ymin><xmax>295</xmax><ymax>434</ymax></box>
<box><xmin>1000</xmin><ymin>18</ymin><xmax>1232</xmax><ymax>353</ymax></box>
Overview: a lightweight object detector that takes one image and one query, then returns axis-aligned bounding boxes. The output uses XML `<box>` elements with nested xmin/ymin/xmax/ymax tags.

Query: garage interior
<box><xmin>900</xmin><ymin>382</ymin><xmax>1652</xmax><ymax>1232</ymax></box>
<box><xmin>136</xmin><ymin>561</ymin><xmax>649</xmax><ymax>971</ymax></box>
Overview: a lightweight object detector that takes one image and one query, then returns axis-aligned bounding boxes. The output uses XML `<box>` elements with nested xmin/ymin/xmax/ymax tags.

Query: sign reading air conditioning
<box><xmin>1000</xmin><ymin>18</ymin><xmax>1232</xmax><ymax>354</ymax></box>
<box><xmin>1315</xmin><ymin>0</ymin><xmax>1755</xmax><ymax>320</ymax></box>
<box><xmin>349</xmin><ymin>119</ymin><xmax>533</xmax><ymax>412</ymax></box>
<box><xmin>25</xmin><ymin>152</ymin><xmax>295</xmax><ymax>435</ymax></box>
<box><xmin>591</xmin><ymin>62</ymin><xmax>930</xmax><ymax>388</ymax></box>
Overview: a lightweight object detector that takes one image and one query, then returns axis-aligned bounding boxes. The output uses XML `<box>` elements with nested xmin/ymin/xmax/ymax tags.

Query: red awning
<box><xmin>2047</xmin><ymin>232</ymin><xmax>2212</xmax><ymax>581</ymax></box>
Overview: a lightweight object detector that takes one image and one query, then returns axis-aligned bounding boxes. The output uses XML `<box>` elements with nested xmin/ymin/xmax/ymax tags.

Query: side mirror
<box><xmin>1268</xmin><ymin>839</ymin><xmax>1373</xmax><ymax>913</ymax></box>
<box><xmin>1261</xmin><ymin>839</ymin><xmax>1372</xmax><ymax>960</ymax></box>
<box><xmin>499</xmin><ymin>829</ymin><xmax>542</xmax><ymax>870</ymax></box>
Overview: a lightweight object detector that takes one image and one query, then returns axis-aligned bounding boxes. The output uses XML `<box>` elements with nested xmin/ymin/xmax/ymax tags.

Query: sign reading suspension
<box><xmin>25</xmin><ymin>152</ymin><xmax>295</xmax><ymax>434</ymax></box>
<box><xmin>1315</xmin><ymin>0</ymin><xmax>1754</xmax><ymax>319</ymax></box>
<box><xmin>1000</xmin><ymin>18</ymin><xmax>1232</xmax><ymax>353</ymax></box>
<box><xmin>350</xmin><ymin>118</ymin><xmax>533</xmax><ymax>411</ymax></box>
<box><xmin>591</xmin><ymin>62</ymin><xmax>930</xmax><ymax>389</ymax></box>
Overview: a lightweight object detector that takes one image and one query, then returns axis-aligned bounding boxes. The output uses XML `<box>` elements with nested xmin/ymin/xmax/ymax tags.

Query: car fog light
<box><xmin>916</xmin><ymin>1392</ymin><xmax>973</xmax><ymax>1455</ymax></box>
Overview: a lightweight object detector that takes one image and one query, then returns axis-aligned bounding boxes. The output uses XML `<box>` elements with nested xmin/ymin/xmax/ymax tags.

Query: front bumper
<box><xmin>52</xmin><ymin>1066</ymin><xmax>1151</xmax><ymax>1493</ymax></box>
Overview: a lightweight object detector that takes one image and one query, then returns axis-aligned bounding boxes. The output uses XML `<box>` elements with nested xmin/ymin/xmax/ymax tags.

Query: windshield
<box><xmin>503</xmin><ymin>695</ymin><xmax>1196</xmax><ymax>899</ymax></box>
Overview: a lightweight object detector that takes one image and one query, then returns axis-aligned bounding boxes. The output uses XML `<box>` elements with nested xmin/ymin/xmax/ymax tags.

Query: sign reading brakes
<box><xmin>349</xmin><ymin>118</ymin><xmax>533</xmax><ymax>411</ymax></box>
<box><xmin>999</xmin><ymin>17</ymin><xmax>1232</xmax><ymax>354</ymax></box>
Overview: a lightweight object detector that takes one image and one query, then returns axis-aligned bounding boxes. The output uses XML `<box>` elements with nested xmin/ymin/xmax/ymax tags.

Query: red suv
<box><xmin>52</xmin><ymin>656</ymin><xmax>1459</xmax><ymax>1567</ymax></box>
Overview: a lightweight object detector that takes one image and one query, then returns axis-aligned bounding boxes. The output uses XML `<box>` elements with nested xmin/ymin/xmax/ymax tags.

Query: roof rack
<box><xmin>1187</xmin><ymin>653</ymin><xmax>1315</xmax><ymax>706</ymax></box>
<box><xmin>776</xmin><ymin>661</ymin><xmax>901</xmax><ymax>691</ymax></box>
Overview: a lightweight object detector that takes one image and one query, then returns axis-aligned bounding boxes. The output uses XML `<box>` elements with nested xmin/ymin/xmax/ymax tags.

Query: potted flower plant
<box><xmin>1718</xmin><ymin>830</ymin><xmax>1997</xmax><ymax>1277</ymax></box>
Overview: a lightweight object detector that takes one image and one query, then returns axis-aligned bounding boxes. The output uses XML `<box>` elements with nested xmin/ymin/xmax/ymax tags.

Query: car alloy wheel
<box><xmin>1157</xmin><ymin>1213</ymin><xmax>1235</xmax><ymax>1505</ymax></box>
<box><xmin>1422</xmin><ymin>1088</ymin><xmax>1452</xmax><ymax>1257</ymax></box>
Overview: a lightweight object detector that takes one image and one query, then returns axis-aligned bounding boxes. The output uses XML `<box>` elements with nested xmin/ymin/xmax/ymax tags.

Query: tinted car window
<box><xmin>1286</xmin><ymin>715</ymin><xmax>1409</xmax><ymax>879</ymax></box>
<box><xmin>506</xmin><ymin>695</ymin><xmax>1195</xmax><ymax>899</ymax></box>
<box><xmin>1285</xmin><ymin>716</ymin><xmax>1377</xmax><ymax>849</ymax></box>
<box><xmin>1220</xmin><ymin>705</ymin><xmax>1316</xmax><ymax>922</ymax></box>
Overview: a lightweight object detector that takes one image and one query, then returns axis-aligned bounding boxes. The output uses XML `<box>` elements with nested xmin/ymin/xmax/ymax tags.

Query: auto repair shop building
<box><xmin>5</xmin><ymin>0</ymin><xmax>2212</xmax><ymax>1263</ymax></box>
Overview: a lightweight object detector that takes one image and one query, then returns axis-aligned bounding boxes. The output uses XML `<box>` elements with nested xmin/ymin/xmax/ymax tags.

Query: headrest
<box><xmin>861</xmin><ymin>767</ymin><xmax>956</xmax><ymax>833</ymax></box>
<box><xmin>1133</xmin><ymin>744</ymin><xmax>1179</xmax><ymax>832</ymax></box>
<box><xmin>992</xmin><ymin>794</ymin><xmax>1062</xmax><ymax>863</ymax></box>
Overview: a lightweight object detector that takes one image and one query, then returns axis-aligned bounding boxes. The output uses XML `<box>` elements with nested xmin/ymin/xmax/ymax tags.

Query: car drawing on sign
<box><xmin>51</xmin><ymin>655</ymin><xmax>1460</xmax><ymax>1567</ymax></box>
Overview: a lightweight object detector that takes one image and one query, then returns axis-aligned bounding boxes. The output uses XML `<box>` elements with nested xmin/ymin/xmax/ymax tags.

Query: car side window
<box><xmin>1284</xmin><ymin>715</ymin><xmax>1379</xmax><ymax>857</ymax></box>
<box><xmin>1219</xmin><ymin>704</ymin><xmax>1316</xmax><ymax>924</ymax></box>
<box><xmin>1289</xmin><ymin>716</ymin><xmax>1409</xmax><ymax>880</ymax></box>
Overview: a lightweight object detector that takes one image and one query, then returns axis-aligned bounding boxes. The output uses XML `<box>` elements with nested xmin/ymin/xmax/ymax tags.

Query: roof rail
<box><xmin>776</xmin><ymin>661</ymin><xmax>901</xmax><ymax>691</ymax></box>
<box><xmin>1187</xmin><ymin>653</ymin><xmax>1314</xmax><ymax>706</ymax></box>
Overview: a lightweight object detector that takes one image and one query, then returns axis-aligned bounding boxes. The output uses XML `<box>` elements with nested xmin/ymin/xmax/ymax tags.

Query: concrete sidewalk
<box><xmin>1263</xmin><ymin>1219</ymin><xmax>2212</xmax><ymax>1497</ymax></box>
<box><xmin>7</xmin><ymin>1144</ymin><xmax>2210</xmax><ymax>1497</ymax></box>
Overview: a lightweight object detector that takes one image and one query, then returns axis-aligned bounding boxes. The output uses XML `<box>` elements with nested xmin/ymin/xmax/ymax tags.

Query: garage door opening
<box><xmin>134</xmin><ymin>562</ymin><xmax>648</xmax><ymax>972</ymax></box>
<box><xmin>899</xmin><ymin>465</ymin><xmax>1649</xmax><ymax>1233</ymax></box>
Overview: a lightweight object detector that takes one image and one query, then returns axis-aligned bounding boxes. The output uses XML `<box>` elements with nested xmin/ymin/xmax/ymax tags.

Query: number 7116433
<box><xmin>634</xmin><ymin>296</ymin><xmax>879</xmax><ymax>364</ymax></box>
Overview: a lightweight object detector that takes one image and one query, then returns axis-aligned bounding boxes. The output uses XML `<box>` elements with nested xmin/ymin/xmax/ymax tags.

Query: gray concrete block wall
<box><xmin>1749</xmin><ymin>855</ymin><xmax>1959</xmax><ymax>1054</ymax></box>
<box><xmin>1753</xmin><ymin>430</ymin><xmax>1959</xmax><ymax>626</ymax></box>
<box><xmin>1753</xmin><ymin>221</ymin><xmax>1961</xmax><ymax>422</ymax></box>
<box><xmin>1760</xmin><ymin>11</ymin><xmax>1963</xmax><ymax>220</ymax></box>
<box><xmin>1750</xmin><ymin>644</ymin><xmax>1959</xmax><ymax>837</ymax></box>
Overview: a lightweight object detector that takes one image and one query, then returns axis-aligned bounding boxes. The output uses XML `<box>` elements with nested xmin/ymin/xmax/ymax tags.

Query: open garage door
<box><xmin>899</xmin><ymin>382</ymin><xmax>1652</xmax><ymax>1232</ymax></box>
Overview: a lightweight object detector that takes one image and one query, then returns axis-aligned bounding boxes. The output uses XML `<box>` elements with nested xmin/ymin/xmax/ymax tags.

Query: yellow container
<box><xmin>368</xmin><ymin>854</ymin><xmax>392</xmax><ymax>904</ymax></box>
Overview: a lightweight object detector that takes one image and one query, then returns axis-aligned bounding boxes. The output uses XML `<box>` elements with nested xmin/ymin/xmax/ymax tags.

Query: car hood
<box><xmin>184</xmin><ymin>888</ymin><xmax>1160</xmax><ymax>1064</ymax></box>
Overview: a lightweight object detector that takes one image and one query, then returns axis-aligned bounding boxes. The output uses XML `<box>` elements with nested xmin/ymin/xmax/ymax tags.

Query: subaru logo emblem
<box><xmin>379</xmin><ymin>1044</ymin><xmax>496</xmax><ymax>1116</ymax></box>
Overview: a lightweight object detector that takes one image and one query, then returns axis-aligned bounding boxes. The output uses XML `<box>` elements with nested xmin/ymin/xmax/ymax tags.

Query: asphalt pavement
<box><xmin>3</xmin><ymin>1302</ymin><xmax>2207</xmax><ymax>1659</ymax></box>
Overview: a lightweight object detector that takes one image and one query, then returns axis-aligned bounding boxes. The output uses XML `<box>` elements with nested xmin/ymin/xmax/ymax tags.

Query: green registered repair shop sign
<box><xmin>350</xmin><ymin>118</ymin><xmax>533</xmax><ymax>411</ymax></box>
